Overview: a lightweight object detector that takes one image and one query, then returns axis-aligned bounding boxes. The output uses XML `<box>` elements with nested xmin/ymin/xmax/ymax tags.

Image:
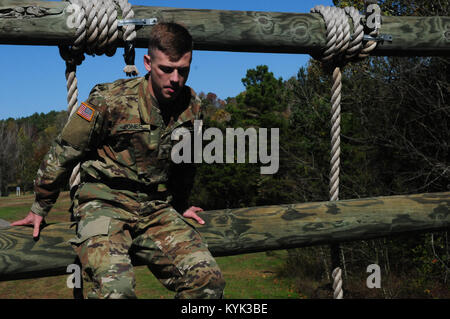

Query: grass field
<box><xmin>0</xmin><ymin>192</ymin><xmax>303</xmax><ymax>299</ymax></box>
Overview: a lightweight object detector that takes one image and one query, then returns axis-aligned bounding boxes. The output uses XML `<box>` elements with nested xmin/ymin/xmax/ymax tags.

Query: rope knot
<box><xmin>311</xmin><ymin>5</ymin><xmax>380</xmax><ymax>67</ymax></box>
<box><xmin>60</xmin><ymin>0</ymin><xmax>138</xmax><ymax>78</ymax></box>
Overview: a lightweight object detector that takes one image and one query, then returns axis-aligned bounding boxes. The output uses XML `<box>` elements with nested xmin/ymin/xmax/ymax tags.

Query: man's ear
<box><xmin>143</xmin><ymin>54</ymin><xmax>152</xmax><ymax>72</ymax></box>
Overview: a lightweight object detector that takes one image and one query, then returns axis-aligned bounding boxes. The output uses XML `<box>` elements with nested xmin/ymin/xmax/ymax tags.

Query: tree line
<box><xmin>0</xmin><ymin>111</ymin><xmax>68</xmax><ymax>196</ymax></box>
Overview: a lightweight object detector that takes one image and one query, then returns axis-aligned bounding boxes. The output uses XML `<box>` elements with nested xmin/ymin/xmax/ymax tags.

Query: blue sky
<box><xmin>0</xmin><ymin>0</ymin><xmax>333</xmax><ymax>120</ymax></box>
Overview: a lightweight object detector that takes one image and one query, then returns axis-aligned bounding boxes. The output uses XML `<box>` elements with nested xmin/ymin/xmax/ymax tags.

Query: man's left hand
<box><xmin>183</xmin><ymin>206</ymin><xmax>205</xmax><ymax>225</ymax></box>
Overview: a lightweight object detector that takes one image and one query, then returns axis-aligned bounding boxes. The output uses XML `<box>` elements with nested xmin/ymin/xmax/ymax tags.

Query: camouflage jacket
<box><xmin>30</xmin><ymin>75</ymin><xmax>202</xmax><ymax>218</ymax></box>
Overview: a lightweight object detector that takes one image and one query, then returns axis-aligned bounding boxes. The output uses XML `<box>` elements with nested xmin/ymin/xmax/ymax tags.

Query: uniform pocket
<box><xmin>108</xmin><ymin>123</ymin><xmax>153</xmax><ymax>167</ymax></box>
<box><xmin>158</xmin><ymin>131</ymin><xmax>173</xmax><ymax>160</ymax></box>
<box><xmin>69</xmin><ymin>216</ymin><xmax>111</xmax><ymax>245</ymax></box>
<box><xmin>109</xmin><ymin>132</ymin><xmax>137</xmax><ymax>166</ymax></box>
<box><xmin>132</xmin><ymin>127</ymin><xmax>172</xmax><ymax>184</ymax></box>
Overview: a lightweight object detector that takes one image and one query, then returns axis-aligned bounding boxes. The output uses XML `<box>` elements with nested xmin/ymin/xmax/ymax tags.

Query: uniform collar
<box><xmin>138</xmin><ymin>74</ymin><xmax>200</xmax><ymax>129</ymax></box>
<box><xmin>138</xmin><ymin>75</ymin><xmax>163</xmax><ymax>127</ymax></box>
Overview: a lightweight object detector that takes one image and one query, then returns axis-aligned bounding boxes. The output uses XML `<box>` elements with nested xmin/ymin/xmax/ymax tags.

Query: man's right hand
<box><xmin>11</xmin><ymin>211</ymin><xmax>44</xmax><ymax>238</ymax></box>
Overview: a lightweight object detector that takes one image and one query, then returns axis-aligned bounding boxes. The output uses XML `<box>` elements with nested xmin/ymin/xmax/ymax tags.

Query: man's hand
<box><xmin>182</xmin><ymin>206</ymin><xmax>205</xmax><ymax>225</ymax></box>
<box><xmin>11</xmin><ymin>211</ymin><xmax>44</xmax><ymax>238</ymax></box>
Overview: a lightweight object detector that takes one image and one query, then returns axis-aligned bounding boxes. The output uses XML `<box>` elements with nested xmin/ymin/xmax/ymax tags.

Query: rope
<box><xmin>117</xmin><ymin>0</ymin><xmax>139</xmax><ymax>76</ymax></box>
<box><xmin>332</xmin><ymin>267</ymin><xmax>343</xmax><ymax>299</ymax></box>
<box><xmin>59</xmin><ymin>0</ymin><xmax>138</xmax><ymax>191</ymax></box>
<box><xmin>310</xmin><ymin>4</ymin><xmax>380</xmax><ymax>299</ymax></box>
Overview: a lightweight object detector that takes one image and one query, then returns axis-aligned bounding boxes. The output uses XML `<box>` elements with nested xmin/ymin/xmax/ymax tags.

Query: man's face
<box><xmin>144</xmin><ymin>49</ymin><xmax>192</xmax><ymax>104</ymax></box>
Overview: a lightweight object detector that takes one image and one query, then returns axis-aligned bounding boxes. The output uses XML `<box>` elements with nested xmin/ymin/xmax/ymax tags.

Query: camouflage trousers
<box><xmin>69</xmin><ymin>184</ymin><xmax>225</xmax><ymax>299</ymax></box>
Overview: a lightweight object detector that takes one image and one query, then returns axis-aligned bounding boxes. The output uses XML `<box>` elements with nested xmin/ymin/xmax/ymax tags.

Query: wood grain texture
<box><xmin>0</xmin><ymin>1</ymin><xmax>449</xmax><ymax>56</ymax></box>
<box><xmin>0</xmin><ymin>192</ymin><xmax>448</xmax><ymax>281</ymax></box>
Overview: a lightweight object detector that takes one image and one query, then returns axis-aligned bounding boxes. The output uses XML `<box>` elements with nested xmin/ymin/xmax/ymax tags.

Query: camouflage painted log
<box><xmin>0</xmin><ymin>192</ymin><xmax>448</xmax><ymax>281</ymax></box>
<box><xmin>0</xmin><ymin>1</ymin><xmax>449</xmax><ymax>56</ymax></box>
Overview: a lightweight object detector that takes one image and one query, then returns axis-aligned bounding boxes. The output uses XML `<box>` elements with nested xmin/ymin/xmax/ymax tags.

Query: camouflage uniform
<box><xmin>30</xmin><ymin>75</ymin><xmax>225</xmax><ymax>299</ymax></box>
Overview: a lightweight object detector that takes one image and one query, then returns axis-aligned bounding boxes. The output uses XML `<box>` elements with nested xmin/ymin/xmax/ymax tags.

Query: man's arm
<box><xmin>12</xmin><ymin>91</ymin><xmax>109</xmax><ymax>236</ymax></box>
<box><xmin>30</xmin><ymin>135</ymin><xmax>86</xmax><ymax>218</ymax></box>
<box><xmin>11</xmin><ymin>129</ymin><xmax>89</xmax><ymax>237</ymax></box>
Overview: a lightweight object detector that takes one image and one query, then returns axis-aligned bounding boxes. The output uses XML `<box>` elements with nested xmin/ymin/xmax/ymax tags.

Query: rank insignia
<box><xmin>76</xmin><ymin>102</ymin><xmax>95</xmax><ymax>122</ymax></box>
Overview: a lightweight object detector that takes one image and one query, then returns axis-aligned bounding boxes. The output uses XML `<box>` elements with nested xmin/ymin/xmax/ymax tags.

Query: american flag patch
<box><xmin>76</xmin><ymin>102</ymin><xmax>95</xmax><ymax>122</ymax></box>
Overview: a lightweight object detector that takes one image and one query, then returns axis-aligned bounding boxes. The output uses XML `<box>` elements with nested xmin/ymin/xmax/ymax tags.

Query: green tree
<box><xmin>0</xmin><ymin>121</ymin><xmax>18</xmax><ymax>196</ymax></box>
<box><xmin>16</xmin><ymin>124</ymin><xmax>36</xmax><ymax>192</ymax></box>
<box><xmin>191</xmin><ymin>65</ymin><xmax>292</xmax><ymax>209</ymax></box>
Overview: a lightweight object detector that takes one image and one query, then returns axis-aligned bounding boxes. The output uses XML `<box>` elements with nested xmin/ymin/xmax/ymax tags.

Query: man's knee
<box><xmin>177</xmin><ymin>260</ymin><xmax>226</xmax><ymax>299</ymax></box>
<box><xmin>87</xmin><ymin>273</ymin><xmax>137</xmax><ymax>299</ymax></box>
<box><xmin>200</xmin><ymin>266</ymin><xmax>226</xmax><ymax>299</ymax></box>
<box><xmin>74</xmin><ymin>234</ymin><xmax>136</xmax><ymax>299</ymax></box>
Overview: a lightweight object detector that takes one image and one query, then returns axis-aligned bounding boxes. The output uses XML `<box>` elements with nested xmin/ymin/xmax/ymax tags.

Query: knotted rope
<box><xmin>310</xmin><ymin>4</ymin><xmax>380</xmax><ymax>299</ymax></box>
<box><xmin>59</xmin><ymin>0</ymin><xmax>139</xmax><ymax>191</ymax></box>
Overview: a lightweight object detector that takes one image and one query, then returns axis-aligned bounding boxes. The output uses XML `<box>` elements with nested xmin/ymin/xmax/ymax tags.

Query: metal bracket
<box><xmin>363</xmin><ymin>34</ymin><xmax>393</xmax><ymax>43</ymax></box>
<box><xmin>118</xmin><ymin>18</ymin><xmax>158</xmax><ymax>27</ymax></box>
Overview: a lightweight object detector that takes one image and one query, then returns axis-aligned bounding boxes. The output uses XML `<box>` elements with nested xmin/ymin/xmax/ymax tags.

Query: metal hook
<box><xmin>118</xmin><ymin>18</ymin><xmax>158</xmax><ymax>26</ymax></box>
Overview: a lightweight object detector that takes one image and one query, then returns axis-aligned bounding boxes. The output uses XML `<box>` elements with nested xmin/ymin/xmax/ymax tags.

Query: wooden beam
<box><xmin>0</xmin><ymin>1</ymin><xmax>449</xmax><ymax>56</ymax></box>
<box><xmin>0</xmin><ymin>192</ymin><xmax>448</xmax><ymax>281</ymax></box>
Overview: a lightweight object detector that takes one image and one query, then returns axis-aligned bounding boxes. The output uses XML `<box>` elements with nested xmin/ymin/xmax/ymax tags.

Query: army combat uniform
<box><xmin>30</xmin><ymin>74</ymin><xmax>225</xmax><ymax>299</ymax></box>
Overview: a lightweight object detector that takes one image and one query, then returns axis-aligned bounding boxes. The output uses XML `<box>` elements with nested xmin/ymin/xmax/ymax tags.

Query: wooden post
<box><xmin>0</xmin><ymin>192</ymin><xmax>448</xmax><ymax>281</ymax></box>
<box><xmin>0</xmin><ymin>1</ymin><xmax>449</xmax><ymax>56</ymax></box>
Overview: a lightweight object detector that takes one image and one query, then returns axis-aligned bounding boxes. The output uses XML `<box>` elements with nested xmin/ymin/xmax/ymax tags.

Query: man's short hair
<box><xmin>148</xmin><ymin>22</ymin><xmax>193</xmax><ymax>61</ymax></box>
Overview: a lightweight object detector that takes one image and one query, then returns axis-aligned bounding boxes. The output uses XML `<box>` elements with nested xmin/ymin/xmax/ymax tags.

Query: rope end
<box><xmin>123</xmin><ymin>65</ymin><xmax>139</xmax><ymax>77</ymax></box>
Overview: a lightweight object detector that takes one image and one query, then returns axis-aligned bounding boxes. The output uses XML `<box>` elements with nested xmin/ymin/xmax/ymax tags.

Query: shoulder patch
<box><xmin>76</xmin><ymin>102</ymin><xmax>95</xmax><ymax>122</ymax></box>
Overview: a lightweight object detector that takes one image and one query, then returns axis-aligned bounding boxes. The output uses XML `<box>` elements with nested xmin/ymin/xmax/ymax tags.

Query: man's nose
<box><xmin>170</xmin><ymin>69</ymin><xmax>180</xmax><ymax>83</ymax></box>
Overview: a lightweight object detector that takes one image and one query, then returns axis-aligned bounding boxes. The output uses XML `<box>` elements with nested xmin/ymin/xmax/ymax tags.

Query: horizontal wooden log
<box><xmin>0</xmin><ymin>1</ymin><xmax>449</xmax><ymax>56</ymax></box>
<box><xmin>0</xmin><ymin>192</ymin><xmax>448</xmax><ymax>281</ymax></box>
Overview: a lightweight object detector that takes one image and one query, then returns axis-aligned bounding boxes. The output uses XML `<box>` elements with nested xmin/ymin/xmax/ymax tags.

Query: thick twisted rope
<box><xmin>59</xmin><ymin>0</ymin><xmax>138</xmax><ymax>191</ymax></box>
<box><xmin>332</xmin><ymin>267</ymin><xmax>343</xmax><ymax>299</ymax></box>
<box><xmin>117</xmin><ymin>0</ymin><xmax>139</xmax><ymax>76</ymax></box>
<box><xmin>310</xmin><ymin>4</ymin><xmax>380</xmax><ymax>300</ymax></box>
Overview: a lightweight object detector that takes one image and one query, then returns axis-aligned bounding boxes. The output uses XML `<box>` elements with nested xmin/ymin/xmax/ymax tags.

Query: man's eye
<box><xmin>160</xmin><ymin>67</ymin><xmax>173</xmax><ymax>73</ymax></box>
<box><xmin>179</xmin><ymin>68</ymin><xmax>189</xmax><ymax>76</ymax></box>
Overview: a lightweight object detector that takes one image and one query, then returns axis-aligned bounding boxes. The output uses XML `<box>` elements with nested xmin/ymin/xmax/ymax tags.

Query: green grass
<box><xmin>0</xmin><ymin>252</ymin><xmax>302</xmax><ymax>299</ymax></box>
<box><xmin>0</xmin><ymin>206</ymin><xmax>30</xmax><ymax>220</ymax></box>
<box><xmin>215</xmin><ymin>252</ymin><xmax>303</xmax><ymax>299</ymax></box>
<box><xmin>133</xmin><ymin>251</ymin><xmax>303</xmax><ymax>299</ymax></box>
<box><xmin>0</xmin><ymin>192</ymin><xmax>301</xmax><ymax>299</ymax></box>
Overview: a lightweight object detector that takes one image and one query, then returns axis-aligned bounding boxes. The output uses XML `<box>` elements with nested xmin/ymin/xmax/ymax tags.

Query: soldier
<box><xmin>11</xmin><ymin>22</ymin><xmax>225</xmax><ymax>299</ymax></box>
